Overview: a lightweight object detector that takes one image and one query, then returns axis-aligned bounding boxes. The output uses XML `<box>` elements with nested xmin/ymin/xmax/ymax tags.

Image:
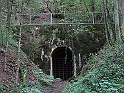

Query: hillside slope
<box><xmin>0</xmin><ymin>45</ymin><xmax>54</xmax><ymax>93</ymax></box>
<box><xmin>63</xmin><ymin>41</ymin><xmax>124</xmax><ymax>93</ymax></box>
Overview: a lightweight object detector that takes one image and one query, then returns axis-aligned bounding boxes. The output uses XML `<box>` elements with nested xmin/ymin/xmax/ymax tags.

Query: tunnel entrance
<box><xmin>52</xmin><ymin>47</ymin><xmax>73</xmax><ymax>80</ymax></box>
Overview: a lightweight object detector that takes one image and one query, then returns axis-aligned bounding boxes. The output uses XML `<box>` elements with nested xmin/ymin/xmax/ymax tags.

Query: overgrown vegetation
<box><xmin>16</xmin><ymin>66</ymin><xmax>54</xmax><ymax>93</ymax></box>
<box><xmin>0</xmin><ymin>0</ymin><xmax>123</xmax><ymax>93</ymax></box>
<box><xmin>63</xmin><ymin>41</ymin><xmax>124</xmax><ymax>93</ymax></box>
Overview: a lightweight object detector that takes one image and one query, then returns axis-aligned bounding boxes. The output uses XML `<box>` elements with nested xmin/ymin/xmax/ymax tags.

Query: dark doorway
<box><xmin>52</xmin><ymin>47</ymin><xmax>73</xmax><ymax>80</ymax></box>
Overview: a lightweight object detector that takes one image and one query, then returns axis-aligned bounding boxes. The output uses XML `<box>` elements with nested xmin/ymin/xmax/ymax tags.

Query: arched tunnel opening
<box><xmin>52</xmin><ymin>47</ymin><xmax>74</xmax><ymax>80</ymax></box>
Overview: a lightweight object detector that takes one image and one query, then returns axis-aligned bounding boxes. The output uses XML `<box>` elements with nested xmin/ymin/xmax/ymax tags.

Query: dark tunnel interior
<box><xmin>52</xmin><ymin>47</ymin><xmax>73</xmax><ymax>80</ymax></box>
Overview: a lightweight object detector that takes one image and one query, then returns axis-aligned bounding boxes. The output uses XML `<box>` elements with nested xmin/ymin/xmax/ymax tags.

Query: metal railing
<box><xmin>11</xmin><ymin>12</ymin><xmax>107</xmax><ymax>26</ymax></box>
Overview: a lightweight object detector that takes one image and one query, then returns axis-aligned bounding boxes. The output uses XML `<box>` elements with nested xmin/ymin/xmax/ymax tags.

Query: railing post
<box><xmin>50</xmin><ymin>13</ymin><xmax>52</xmax><ymax>24</ymax></box>
<box><xmin>50</xmin><ymin>56</ymin><xmax>53</xmax><ymax>77</ymax></box>
<box><xmin>29</xmin><ymin>15</ymin><xmax>31</xmax><ymax>24</ymax></box>
<box><xmin>92</xmin><ymin>12</ymin><xmax>95</xmax><ymax>24</ymax></box>
<box><xmin>79</xmin><ymin>53</ymin><xmax>81</xmax><ymax>68</ymax></box>
<box><xmin>74</xmin><ymin>55</ymin><xmax>77</xmax><ymax>77</ymax></box>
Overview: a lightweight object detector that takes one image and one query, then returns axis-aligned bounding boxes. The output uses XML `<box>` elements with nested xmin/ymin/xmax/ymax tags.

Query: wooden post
<box><xmin>50</xmin><ymin>48</ymin><xmax>54</xmax><ymax>77</ymax></box>
<box><xmin>79</xmin><ymin>53</ymin><xmax>81</xmax><ymax>68</ymax></box>
<box><xmin>92</xmin><ymin>12</ymin><xmax>95</xmax><ymax>24</ymax></box>
<box><xmin>50</xmin><ymin>56</ymin><xmax>53</xmax><ymax>77</ymax></box>
<box><xmin>50</xmin><ymin>13</ymin><xmax>52</xmax><ymax>24</ymax></box>
<box><xmin>74</xmin><ymin>55</ymin><xmax>76</xmax><ymax>77</ymax></box>
<box><xmin>29</xmin><ymin>15</ymin><xmax>31</xmax><ymax>24</ymax></box>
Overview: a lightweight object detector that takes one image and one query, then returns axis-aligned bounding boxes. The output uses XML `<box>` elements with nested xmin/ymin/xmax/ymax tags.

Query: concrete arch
<box><xmin>51</xmin><ymin>47</ymin><xmax>74</xmax><ymax>80</ymax></box>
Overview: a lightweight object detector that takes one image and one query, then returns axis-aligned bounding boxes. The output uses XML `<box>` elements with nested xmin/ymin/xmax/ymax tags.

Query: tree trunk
<box><xmin>103</xmin><ymin>0</ymin><xmax>110</xmax><ymax>43</ymax></box>
<box><xmin>114</xmin><ymin>0</ymin><xmax>122</xmax><ymax>41</ymax></box>
<box><xmin>4</xmin><ymin>0</ymin><xmax>11</xmax><ymax>71</ymax></box>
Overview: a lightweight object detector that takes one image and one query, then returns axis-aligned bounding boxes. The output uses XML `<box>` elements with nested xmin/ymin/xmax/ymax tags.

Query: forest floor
<box><xmin>0</xmin><ymin>47</ymin><xmax>17</xmax><ymax>93</ymax></box>
<box><xmin>43</xmin><ymin>79</ymin><xmax>68</xmax><ymax>93</ymax></box>
<box><xmin>0</xmin><ymin>46</ymin><xmax>41</xmax><ymax>93</ymax></box>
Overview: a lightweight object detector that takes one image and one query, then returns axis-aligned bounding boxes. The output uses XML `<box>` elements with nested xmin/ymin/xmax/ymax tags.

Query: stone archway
<box><xmin>51</xmin><ymin>47</ymin><xmax>73</xmax><ymax>80</ymax></box>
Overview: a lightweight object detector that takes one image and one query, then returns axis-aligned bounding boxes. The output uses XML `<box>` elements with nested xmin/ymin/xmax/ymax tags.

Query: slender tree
<box><xmin>114</xmin><ymin>0</ymin><xmax>122</xmax><ymax>41</ymax></box>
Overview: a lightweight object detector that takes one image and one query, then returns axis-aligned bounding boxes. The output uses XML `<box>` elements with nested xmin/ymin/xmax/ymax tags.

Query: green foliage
<box><xmin>77</xmin><ymin>25</ymin><xmax>106</xmax><ymax>55</ymax></box>
<box><xmin>0</xmin><ymin>26</ymin><xmax>17</xmax><ymax>47</ymax></box>
<box><xmin>17</xmin><ymin>83</ymin><xmax>43</xmax><ymax>93</ymax></box>
<box><xmin>17</xmin><ymin>65</ymin><xmax>46</xmax><ymax>93</ymax></box>
<box><xmin>22</xmin><ymin>85</ymin><xmax>43</xmax><ymax>93</ymax></box>
<box><xmin>63</xmin><ymin>41</ymin><xmax>124</xmax><ymax>93</ymax></box>
<box><xmin>88</xmin><ymin>41</ymin><xmax>123</xmax><ymax>65</ymax></box>
<box><xmin>16</xmin><ymin>66</ymin><xmax>54</xmax><ymax>93</ymax></box>
<box><xmin>26</xmin><ymin>0</ymin><xmax>44</xmax><ymax>12</ymax></box>
<box><xmin>52</xmin><ymin>0</ymin><xmax>113</xmax><ymax>13</ymax></box>
<box><xmin>32</xmin><ymin>67</ymin><xmax>54</xmax><ymax>86</ymax></box>
<box><xmin>0</xmin><ymin>84</ymin><xmax>6</xmax><ymax>93</ymax></box>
